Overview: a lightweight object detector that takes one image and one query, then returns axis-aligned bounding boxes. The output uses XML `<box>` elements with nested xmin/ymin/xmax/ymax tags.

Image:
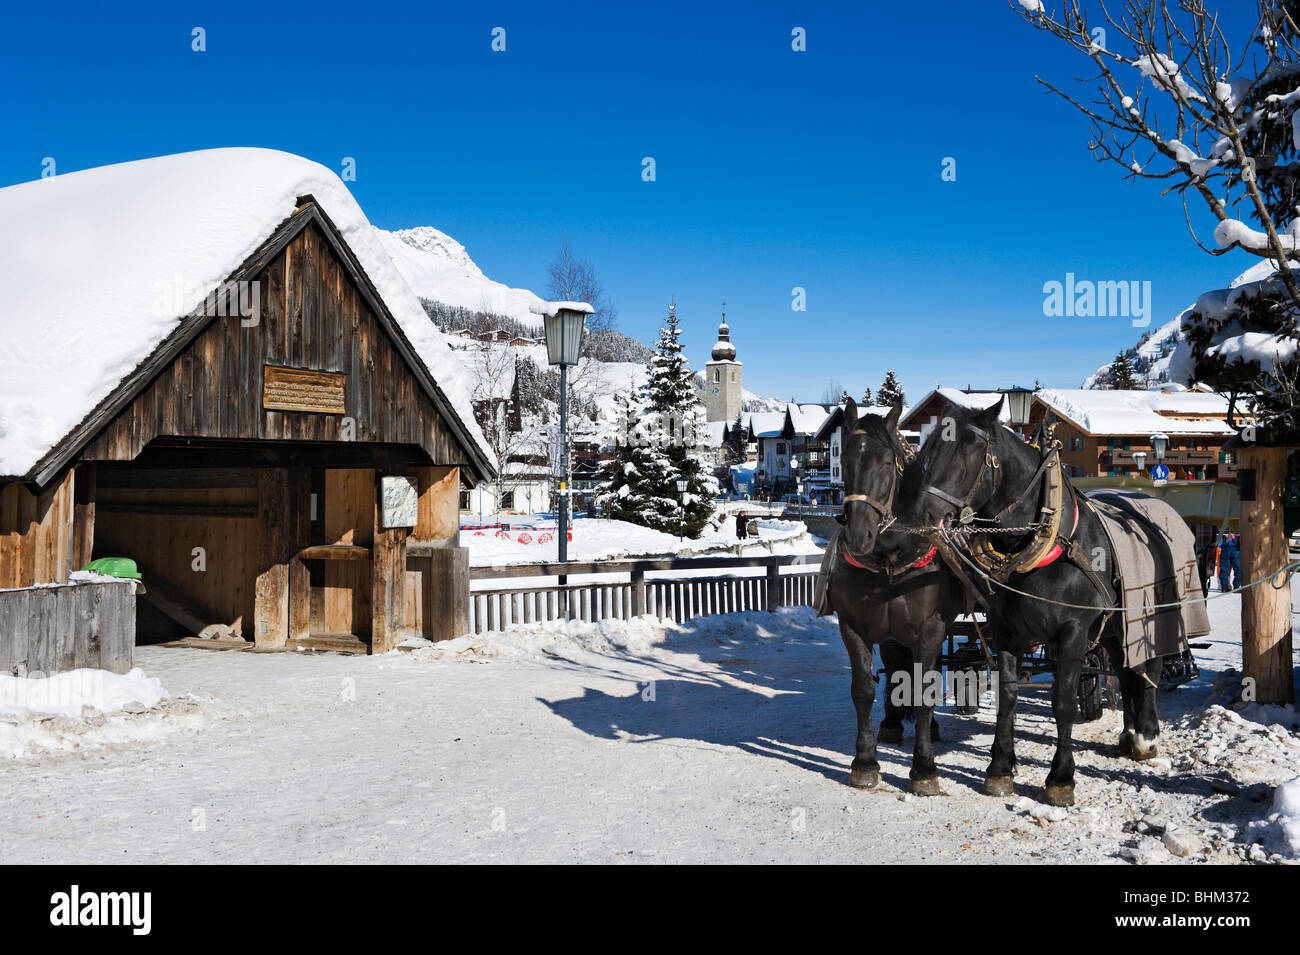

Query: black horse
<box><xmin>821</xmin><ymin>400</ymin><xmax>967</xmax><ymax>794</ymax></box>
<box><xmin>899</xmin><ymin>398</ymin><xmax>1161</xmax><ymax>807</ymax></box>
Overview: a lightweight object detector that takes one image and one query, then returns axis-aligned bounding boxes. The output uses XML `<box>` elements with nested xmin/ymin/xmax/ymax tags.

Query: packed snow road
<box><xmin>0</xmin><ymin>593</ymin><xmax>1296</xmax><ymax>864</ymax></box>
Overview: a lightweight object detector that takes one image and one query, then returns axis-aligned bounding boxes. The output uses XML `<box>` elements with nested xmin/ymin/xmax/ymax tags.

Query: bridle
<box><xmin>919</xmin><ymin>422</ymin><xmax>1001</xmax><ymax>525</ymax></box>
<box><xmin>838</xmin><ymin>430</ymin><xmax>908</xmax><ymax>535</ymax></box>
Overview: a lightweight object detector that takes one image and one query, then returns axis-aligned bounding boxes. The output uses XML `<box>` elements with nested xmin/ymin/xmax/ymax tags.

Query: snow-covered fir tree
<box><xmin>874</xmin><ymin>370</ymin><xmax>905</xmax><ymax>407</ymax></box>
<box><xmin>1109</xmin><ymin>352</ymin><xmax>1138</xmax><ymax>390</ymax></box>
<box><xmin>598</xmin><ymin>304</ymin><xmax>719</xmax><ymax>537</ymax></box>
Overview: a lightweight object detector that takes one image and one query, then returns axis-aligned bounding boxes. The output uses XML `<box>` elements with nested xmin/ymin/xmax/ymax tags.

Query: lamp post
<box><xmin>1149</xmin><ymin>434</ymin><xmax>1169</xmax><ymax>486</ymax></box>
<box><xmin>535</xmin><ymin>301</ymin><xmax>592</xmax><ymax>568</ymax></box>
<box><xmin>676</xmin><ymin>477</ymin><xmax>688</xmax><ymax>540</ymax></box>
<box><xmin>1132</xmin><ymin>451</ymin><xmax>1147</xmax><ymax>478</ymax></box>
<box><xmin>791</xmin><ymin>456</ymin><xmax>800</xmax><ymax>505</ymax></box>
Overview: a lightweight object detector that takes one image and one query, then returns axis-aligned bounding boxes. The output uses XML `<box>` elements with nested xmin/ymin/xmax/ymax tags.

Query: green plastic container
<box><xmin>81</xmin><ymin>557</ymin><xmax>143</xmax><ymax>581</ymax></box>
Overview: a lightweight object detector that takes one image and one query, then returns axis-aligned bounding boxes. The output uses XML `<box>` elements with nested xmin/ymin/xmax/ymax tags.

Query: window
<box><xmin>776</xmin><ymin>442</ymin><xmax>787</xmax><ymax>455</ymax></box>
<box><xmin>731</xmin><ymin>371</ymin><xmax>737</xmax><ymax>382</ymax></box>
<box><xmin>501</xmin><ymin>491</ymin><xmax>515</xmax><ymax>510</ymax></box>
<box><xmin>458</xmin><ymin>491</ymin><xmax>470</xmax><ymax>510</ymax></box>
<box><xmin>714</xmin><ymin>368</ymin><xmax>721</xmax><ymax>382</ymax></box>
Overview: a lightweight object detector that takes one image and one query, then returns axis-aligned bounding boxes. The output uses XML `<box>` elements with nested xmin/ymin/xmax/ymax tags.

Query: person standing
<box><xmin>1218</xmin><ymin>531</ymin><xmax>1242</xmax><ymax>593</ymax></box>
<box><xmin>735</xmin><ymin>510</ymin><xmax>748</xmax><ymax>541</ymax></box>
<box><xmin>1192</xmin><ymin>523</ymin><xmax>1217</xmax><ymax>596</ymax></box>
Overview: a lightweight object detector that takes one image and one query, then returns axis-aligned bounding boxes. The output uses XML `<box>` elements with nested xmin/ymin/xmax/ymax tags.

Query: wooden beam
<box><xmin>254</xmin><ymin>468</ymin><xmax>291</xmax><ymax>649</ymax></box>
<box><xmin>1238</xmin><ymin>445</ymin><xmax>1295</xmax><ymax>704</ymax></box>
<box><xmin>370</xmin><ymin>473</ymin><xmax>410</xmax><ymax>653</ymax></box>
<box><xmin>97</xmin><ymin>502</ymin><xmax>258</xmax><ymax>519</ymax></box>
<box><xmin>71</xmin><ymin>464</ymin><xmax>96</xmax><ymax>573</ymax></box>
<box><xmin>297</xmin><ymin>544</ymin><xmax>371</xmax><ymax>560</ymax></box>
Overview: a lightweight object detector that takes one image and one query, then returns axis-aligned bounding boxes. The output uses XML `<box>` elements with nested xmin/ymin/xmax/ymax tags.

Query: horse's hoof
<box><xmin>909</xmin><ymin>776</ymin><xmax>945</xmax><ymax>797</ymax></box>
<box><xmin>983</xmin><ymin>775</ymin><xmax>1014</xmax><ymax>797</ymax></box>
<box><xmin>1118</xmin><ymin>731</ymin><xmax>1158</xmax><ymax>761</ymax></box>
<box><xmin>849</xmin><ymin>767</ymin><xmax>880</xmax><ymax>790</ymax></box>
<box><xmin>1043</xmin><ymin>784</ymin><xmax>1075</xmax><ymax>807</ymax></box>
<box><xmin>1131</xmin><ymin>736</ymin><xmax>1159</xmax><ymax>761</ymax></box>
<box><xmin>877</xmin><ymin>724</ymin><xmax>903</xmax><ymax>744</ymax></box>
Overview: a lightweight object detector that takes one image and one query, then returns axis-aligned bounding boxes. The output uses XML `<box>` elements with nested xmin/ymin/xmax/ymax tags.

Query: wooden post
<box><xmin>631</xmin><ymin>567</ymin><xmax>646</xmax><ymax>616</ymax></box>
<box><xmin>371</xmin><ymin>474</ymin><xmax>410</xmax><ymax>654</ymax></box>
<box><xmin>287</xmin><ymin>467</ymin><xmax>313</xmax><ymax>644</ymax></box>
<box><xmin>71</xmin><ymin>463</ymin><xmax>96</xmax><ymax>574</ymax></box>
<box><xmin>766</xmin><ymin>560</ymin><xmax>781</xmax><ymax>612</ymax></box>
<box><xmin>254</xmin><ymin>468</ymin><xmax>291</xmax><ymax>649</ymax></box>
<box><xmin>408</xmin><ymin>546</ymin><xmax>469</xmax><ymax>641</ymax></box>
<box><xmin>1238</xmin><ymin>445</ymin><xmax>1295</xmax><ymax>704</ymax></box>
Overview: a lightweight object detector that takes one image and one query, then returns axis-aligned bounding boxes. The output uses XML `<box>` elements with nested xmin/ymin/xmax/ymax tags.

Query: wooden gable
<box><xmin>33</xmin><ymin>203</ymin><xmax>490</xmax><ymax>486</ymax></box>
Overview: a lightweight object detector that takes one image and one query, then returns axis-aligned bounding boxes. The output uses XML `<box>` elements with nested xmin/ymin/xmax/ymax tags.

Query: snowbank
<box><xmin>0</xmin><ymin>667</ymin><xmax>165</xmax><ymax>718</ymax></box>
<box><xmin>0</xmin><ymin>667</ymin><xmax>197</xmax><ymax>760</ymax></box>
<box><xmin>0</xmin><ymin>148</ymin><xmax>491</xmax><ymax>478</ymax></box>
<box><xmin>408</xmin><ymin>614</ymin><xmax>671</xmax><ymax>662</ymax></box>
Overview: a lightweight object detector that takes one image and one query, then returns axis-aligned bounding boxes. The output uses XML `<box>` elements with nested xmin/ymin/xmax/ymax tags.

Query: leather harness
<box><xmin>921</xmin><ymin>424</ymin><xmax>1115</xmax><ymax>613</ymax></box>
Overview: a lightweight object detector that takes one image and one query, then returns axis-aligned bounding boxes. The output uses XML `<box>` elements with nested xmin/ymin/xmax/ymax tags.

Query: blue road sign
<box><xmin>1151</xmin><ymin>463</ymin><xmax>1170</xmax><ymax>483</ymax></box>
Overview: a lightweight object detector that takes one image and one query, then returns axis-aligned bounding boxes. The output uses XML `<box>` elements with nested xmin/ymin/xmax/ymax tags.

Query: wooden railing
<box><xmin>467</xmin><ymin>554</ymin><xmax>821</xmax><ymax>633</ymax></box>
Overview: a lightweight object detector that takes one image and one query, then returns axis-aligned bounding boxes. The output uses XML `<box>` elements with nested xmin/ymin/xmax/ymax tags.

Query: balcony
<box><xmin>1102</xmin><ymin>449</ymin><xmax>1217</xmax><ymax>468</ymax></box>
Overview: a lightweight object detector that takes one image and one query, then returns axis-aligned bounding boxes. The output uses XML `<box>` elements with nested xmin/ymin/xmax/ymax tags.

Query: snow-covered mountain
<box><xmin>374</xmin><ymin>225</ymin><xmax>547</xmax><ymax>328</ymax></box>
<box><xmin>1085</xmin><ymin>258</ymin><xmax>1287</xmax><ymax>389</ymax></box>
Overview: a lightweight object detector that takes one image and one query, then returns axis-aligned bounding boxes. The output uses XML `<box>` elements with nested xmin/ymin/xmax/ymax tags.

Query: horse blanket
<box><xmin>1085</xmin><ymin>490</ymin><xmax>1209</xmax><ymax>668</ymax></box>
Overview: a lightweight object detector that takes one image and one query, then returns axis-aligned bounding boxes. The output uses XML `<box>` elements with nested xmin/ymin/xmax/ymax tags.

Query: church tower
<box><xmin>705</xmin><ymin>305</ymin><xmax>742</xmax><ymax>423</ymax></box>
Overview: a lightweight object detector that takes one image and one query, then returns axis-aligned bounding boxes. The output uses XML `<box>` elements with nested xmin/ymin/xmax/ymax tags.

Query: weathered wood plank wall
<box><xmin>0</xmin><ymin>579</ymin><xmax>135</xmax><ymax>675</ymax></box>
<box><xmin>0</xmin><ymin>471</ymin><xmax>75</xmax><ymax>589</ymax></box>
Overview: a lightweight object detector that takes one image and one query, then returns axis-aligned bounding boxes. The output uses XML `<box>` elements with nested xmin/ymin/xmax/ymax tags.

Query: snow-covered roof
<box><xmin>0</xmin><ymin>148</ymin><xmax>492</xmax><ymax>480</ymax></box>
<box><xmin>1036</xmin><ymin>388</ymin><xmax>1234</xmax><ymax>436</ymax></box>
<box><xmin>748</xmin><ymin>412</ymin><xmax>785</xmax><ymax>439</ymax></box>
<box><xmin>784</xmin><ymin>403</ymin><xmax>832</xmax><ymax>437</ymax></box>
<box><xmin>900</xmin><ymin>387</ymin><xmax>1010</xmax><ymax>430</ymax></box>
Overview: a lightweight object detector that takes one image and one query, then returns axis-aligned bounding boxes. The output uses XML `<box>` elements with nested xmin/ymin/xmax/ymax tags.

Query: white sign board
<box><xmin>380</xmin><ymin>476</ymin><xmax>419</xmax><ymax>528</ymax></box>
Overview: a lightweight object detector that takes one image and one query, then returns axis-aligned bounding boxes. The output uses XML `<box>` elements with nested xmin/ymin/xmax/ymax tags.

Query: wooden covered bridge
<box><xmin>0</xmin><ymin>149</ymin><xmax>494</xmax><ymax>668</ymax></box>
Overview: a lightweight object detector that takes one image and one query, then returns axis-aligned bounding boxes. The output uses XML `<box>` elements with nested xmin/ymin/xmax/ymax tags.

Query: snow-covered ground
<box><xmin>0</xmin><ymin>572</ymin><xmax>1296</xmax><ymax>864</ymax></box>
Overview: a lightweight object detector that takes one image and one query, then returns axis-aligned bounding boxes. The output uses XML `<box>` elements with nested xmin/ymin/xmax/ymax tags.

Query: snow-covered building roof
<box><xmin>0</xmin><ymin>148</ymin><xmax>492</xmax><ymax>482</ymax></box>
<box><xmin>813</xmin><ymin>403</ymin><xmax>899</xmax><ymax>441</ymax></box>
<box><xmin>1035</xmin><ymin>388</ymin><xmax>1235</xmax><ymax>437</ymax></box>
<box><xmin>783</xmin><ymin>403</ymin><xmax>832</xmax><ymax>438</ymax></box>
<box><xmin>747</xmin><ymin>412</ymin><xmax>786</xmax><ymax>440</ymax></box>
<box><xmin>900</xmin><ymin>387</ymin><xmax>1011</xmax><ymax>432</ymax></box>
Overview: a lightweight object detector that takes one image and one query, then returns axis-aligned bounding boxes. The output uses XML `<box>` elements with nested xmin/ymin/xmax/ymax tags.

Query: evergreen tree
<box><xmin>1109</xmin><ymin>352</ymin><xmax>1139</xmax><ymax>390</ymax></box>
<box><xmin>874</xmin><ymin>370</ymin><xmax>905</xmax><ymax>407</ymax></box>
<box><xmin>597</xmin><ymin>305</ymin><xmax>719</xmax><ymax>536</ymax></box>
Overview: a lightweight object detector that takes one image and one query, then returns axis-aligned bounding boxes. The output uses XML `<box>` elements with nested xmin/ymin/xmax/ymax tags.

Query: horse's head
<box><xmin>839</xmin><ymin>398</ymin><xmax>906</xmax><ymax>558</ymax></box>
<box><xmin>902</xmin><ymin>395</ymin><xmax>1005</xmax><ymax>529</ymax></box>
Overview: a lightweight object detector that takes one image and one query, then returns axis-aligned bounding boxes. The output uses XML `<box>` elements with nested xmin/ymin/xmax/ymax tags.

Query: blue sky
<box><xmin>0</xmin><ymin>1</ymin><xmax>1265</xmax><ymax>403</ymax></box>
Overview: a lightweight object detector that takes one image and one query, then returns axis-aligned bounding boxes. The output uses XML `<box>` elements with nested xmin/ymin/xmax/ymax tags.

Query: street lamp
<box><xmin>534</xmin><ymin>301</ymin><xmax>592</xmax><ymax>566</ymax></box>
<box><xmin>676</xmin><ymin>477</ymin><xmax>688</xmax><ymax>540</ymax></box>
<box><xmin>1149</xmin><ymin>434</ymin><xmax>1168</xmax><ymax>462</ymax></box>
<box><xmin>791</xmin><ymin>456</ymin><xmax>800</xmax><ymax>504</ymax></box>
<box><xmin>1132</xmin><ymin>451</ymin><xmax>1147</xmax><ymax>477</ymax></box>
<box><xmin>1004</xmin><ymin>387</ymin><xmax>1034</xmax><ymax>430</ymax></box>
